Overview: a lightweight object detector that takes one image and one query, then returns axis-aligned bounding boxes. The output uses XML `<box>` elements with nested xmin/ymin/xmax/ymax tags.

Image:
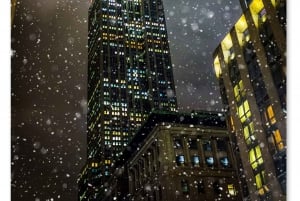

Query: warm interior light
<box><xmin>221</xmin><ymin>34</ymin><xmax>233</xmax><ymax>64</ymax></box>
<box><xmin>235</xmin><ymin>15</ymin><xmax>249</xmax><ymax>46</ymax></box>
<box><xmin>213</xmin><ymin>56</ymin><xmax>222</xmax><ymax>78</ymax></box>
<box><xmin>235</xmin><ymin>15</ymin><xmax>248</xmax><ymax>33</ymax></box>
<box><xmin>249</xmin><ymin>0</ymin><xmax>265</xmax><ymax>27</ymax></box>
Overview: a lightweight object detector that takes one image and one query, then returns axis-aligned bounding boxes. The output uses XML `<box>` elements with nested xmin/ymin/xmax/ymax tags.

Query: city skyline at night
<box><xmin>78</xmin><ymin>0</ymin><xmax>178</xmax><ymax>199</ymax></box>
<box><xmin>10</xmin><ymin>0</ymin><xmax>282</xmax><ymax>200</ymax></box>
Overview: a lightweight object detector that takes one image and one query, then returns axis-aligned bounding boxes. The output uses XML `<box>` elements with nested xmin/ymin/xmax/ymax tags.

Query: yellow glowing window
<box><xmin>235</xmin><ymin>15</ymin><xmax>249</xmax><ymax>46</ymax></box>
<box><xmin>249</xmin><ymin>146</ymin><xmax>264</xmax><ymax>169</ymax></box>
<box><xmin>243</xmin><ymin>122</ymin><xmax>255</xmax><ymax>145</ymax></box>
<box><xmin>255</xmin><ymin>173</ymin><xmax>263</xmax><ymax>189</ymax></box>
<box><xmin>221</xmin><ymin>33</ymin><xmax>233</xmax><ymax>64</ymax></box>
<box><xmin>239</xmin><ymin>81</ymin><xmax>245</xmax><ymax>95</ymax></box>
<box><xmin>255</xmin><ymin>171</ymin><xmax>266</xmax><ymax>194</ymax></box>
<box><xmin>267</xmin><ymin>105</ymin><xmax>276</xmax><ymax>124</ymax></box>
<box><xmin>244</xmin><ymin>126</ymin><xmax>250</xmax><ymax>142</ymax></box>
<box><xmin>213</xmin><ymin>56</ymin><xmax>222</xmax><ymax>78</ymax></box>
<box><xmin>249</xmin><ymin>0</ymin><xmax>265</xmax><ymax>27</ymax></box>
<box><xmin>230</xmin><ymin>116</ymin><xmax>235</xmax><ymax>131</ymax></box>
<box><xmin>234</xmin><ymin>80</ymin><xmax>245</xmax><ymax>102</ymax></box>
<box><xmin>271</xmin><ymin>0</ymin><xmax>278</xmax><ymax>7</ymax></box>
<box><xmin>274</xmin><ymin>129</ymin><xmax>284</xmax><ymax>150</ymax></box>
<box><xmin>238</xmin><ymin>100</ymin><xmax>251</xmax><ymax>123</ymax></box>
<box><xmin>228</xmin><ymin>184</ymin><xmax>237</xmax><ymax>196</ymax></box>
<box><xmin>234</xmin><ymin>85</ymin><xmax>240</xmax><ymax>100</ymax></box>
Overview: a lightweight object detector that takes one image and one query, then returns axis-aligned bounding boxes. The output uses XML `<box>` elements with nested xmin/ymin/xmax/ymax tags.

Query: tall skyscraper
<box><xmin>213</xmin><ymin>0</ymin><xmax>286</xmax><ymax>200</ymax></box>
<box><xmin>79</xmin><ymin>0</ymin><xmax>177</xmax><ymax>199</ymax></box>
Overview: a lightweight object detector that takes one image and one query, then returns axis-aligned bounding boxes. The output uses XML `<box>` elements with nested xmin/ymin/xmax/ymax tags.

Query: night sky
<box><xmin>11</xmin><ymin>0</ymin><xmax>241</xmax><ymax>200</ymax></box>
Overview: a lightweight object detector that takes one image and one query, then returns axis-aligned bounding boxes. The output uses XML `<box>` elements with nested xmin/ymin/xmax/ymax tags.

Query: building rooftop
<box><xmin>115</xmin><ymin>110</ymin><xmax>227</xmax><ymax>167</ymax></box>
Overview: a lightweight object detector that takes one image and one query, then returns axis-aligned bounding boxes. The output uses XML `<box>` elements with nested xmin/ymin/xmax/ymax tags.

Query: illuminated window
<box><xmin>238</xmin><ymin>100</ymin><xmax>251</xmax><ymax>123</ymax></box>
<box><xmin>213</xmin><ymin>56</ymin><xmax>222</xmax><ymax>78</ymax></box>
<box><xmin>228</xmin><ymin>184</ymin><xmax>237</xmax><ymax>196</ymax></box>
<box><xmin>220</xmin><ymin>157</ymin><xmax>230</xmax><ymax>167</ymax></box>
<box><xmin>205</xmin><ymin>157</ymin><xmax>214</xmax><ymax>167</ymax></box>
<box><xmin>230</xmin><ymin>116</ymin><xmax>235</xmax><ymax>131</ymax></box>
<box><xmin>243</xmin><ymin>122</ymin><xmax>256</xmax><ymax>145</ymax></box>
<box><xmin>255</xmin><ymin>171</ymin><xmax>269</xmax><ymax>195</ymax></box>
<box><xmin>255</xmin><ymin>173</ymin><xmax>263</xmax><ymax>189</ymax></box>
<box><xmin>267</xmin><ymin>105</ymin><xmax>276</xmax><ymax>124</ymax></box>
<box><xmin>249</xmin><ymin>0</ymin><xmax>265</xmax><ymax>27</ymax></box>
<box><xmin>191</xmin><ymin>156</ymin><xmax>200</xmax><ymax>167</ymax></box>
<box><xmin>249</xmin><ymin>146</ymin><xmax>264</xmax><ymax>169</ymax></box>
<box><xmin>273</xmin><ymin>129</ymin><xmax>284</xmax><ymax>150</ymax></box>
<box><xmin>176</xmin><ymin>155</ymin><xmax>185</xmax><ymax>166</ymax></box>
<box><xmin>243</xmin><ymin>29</ymin><xmax>250</xmax><ymax>42</ymax></box>
<box><xmin>233</xmin><ymin>80</ymin><xmax>246</xmax><ymax>102</ymax></box>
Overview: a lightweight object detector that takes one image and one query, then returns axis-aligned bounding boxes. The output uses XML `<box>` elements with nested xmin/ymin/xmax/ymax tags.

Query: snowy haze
<box><xmin>11</xmin><ymin>0</ymin><xmax>241</xmax><ymax>200</ymax></box>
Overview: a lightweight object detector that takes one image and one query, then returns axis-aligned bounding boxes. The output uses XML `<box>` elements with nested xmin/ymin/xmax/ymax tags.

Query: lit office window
<box><xmin>249</xmin><ymin>0</ymin><xmax>265</xmax><ymax>27</ymax></box>
<box><xmin>191</xmin><ymin>156</ymin><xmax>200</xmax><ymax>167</ymax></box>
<box><xmin>273</xmin><ymin>129</ymin><xmax>284</xmax><ymax>150</ymax></box>
<box><xmin>249</xmin><ymin>146</ymin><xmax>264</xmax><ymax>169</ymax></box>
<box><xmin>228</xmin><ymin>184</ymin><xmax>237</xmax><ymax>196</ymax></box>
<box><xmin>176</xmin><ymin>155</ymin><xmax>185</xmax><ymax>166</ymax></box>
<box><xmin>267</xmin><ymin>105</ymin><xmax>276</xmax><ymax>124</ymax></box>
<box><xmin>233</xmin><ymin>80</ymin><xmax>245</xmax><ymax>102</ymax></box>
<box><xmin>205</xmin><ymin>157</ymin><xmax>214</xmax><ymax>167</ymax></box>
<box><xmin>243</xmin><ymin>122</ymin><xmax>256</xmax><ymax>145</ymax></box>
<box><xmin>238</xmin><ymin>100</ymin><xmax>251</xmax><ymax>123</ymax></box>
<box><xmin>255</xmin><ymin>171</ymin><xmax>269</xmax><ymax>195</ymax></box>
<box><xmin>220</xmin><ymin>157</ymin><xmax>230</xmax><ymax>168</ymax></box>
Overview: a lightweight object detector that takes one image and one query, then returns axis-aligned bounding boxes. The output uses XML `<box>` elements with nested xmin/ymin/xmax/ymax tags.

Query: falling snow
<box><xmin>11</xmin><ymin>0</ymin><xmax>243</xmax><ymax>200</ymax></box>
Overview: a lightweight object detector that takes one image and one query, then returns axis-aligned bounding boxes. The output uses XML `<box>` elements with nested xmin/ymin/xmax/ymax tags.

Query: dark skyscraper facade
<box><xmin>79</xmin><ymin>0</ymin><xmax>177</xmax><ymax>199</ymax></box>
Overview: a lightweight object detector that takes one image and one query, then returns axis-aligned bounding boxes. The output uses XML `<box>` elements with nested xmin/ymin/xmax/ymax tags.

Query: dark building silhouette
<box><xmin>213</xmin><ymin>0</ymin><xmax>286</xmax><ymax>200</ymax></box>
<box><xmin>78</xmin><ymin>0</ymin><xmax>177</xmax><ymax>199</ymax></box>
<box><xmin>101</xmin><ymin>111</ymin><xmax>245</xmax><ymax>201</ymax></box>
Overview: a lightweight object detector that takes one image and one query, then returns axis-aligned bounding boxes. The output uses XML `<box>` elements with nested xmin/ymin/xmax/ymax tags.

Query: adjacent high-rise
<box><xmin>79</xmin><ymin>0</ymin><xmax>177</xmax><ymax>199</ymax></box>
<box><xmin>213</xmin><ymin>0</ymin><xmax>286</xmax><ymax>200</ymax></box>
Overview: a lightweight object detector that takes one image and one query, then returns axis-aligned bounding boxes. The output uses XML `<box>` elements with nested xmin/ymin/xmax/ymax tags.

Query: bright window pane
<box><xmin>249</xmin><ymin>149</ymin><xmax>258</xmax><ymax>169</ymax></box>
<box><xmin>228</xmin><ymin>184</ymin><xmax>237</xmax><ymax>196</ymax></box>
<box><xmin>274</xmin><ymin>129</ymin><xmax>284</xmax><ymax>150</ymax></box>
<box><xmin>243</xmin><ymin>126</ymin><xmax>250</xmax><ymax>139</ymax></box>
<box><xmin>255</xmin><ymin>173</ymin><xmax>263</xmax><ymax>188</ymax></box>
